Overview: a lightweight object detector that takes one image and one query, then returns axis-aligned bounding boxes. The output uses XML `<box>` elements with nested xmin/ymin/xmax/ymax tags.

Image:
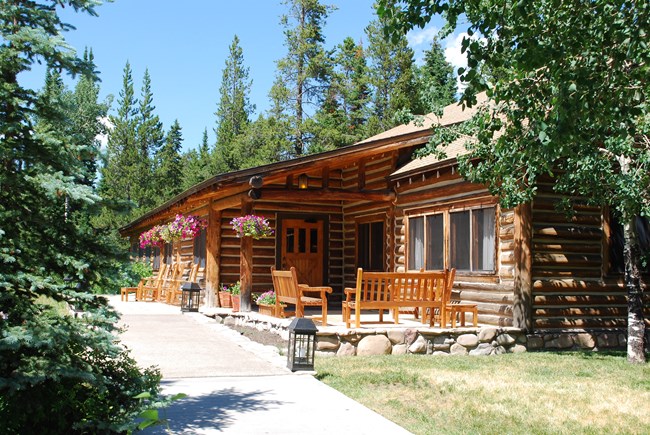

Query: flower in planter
<box><xmin>227</xmin><ymin>281</ymin><xmax>241</xmax><ymax>296</ymax></box>
<box><xmin>230</xmin><ymin>215</ymin><xmax>274</xmax><ymax>239</ymax></box>
<box><xmin>255</xmin><ymin>290</ymin><xmax>277</xmax><ymax>306</ymax></box>
<box><xmin>139</xmin><ymin>225</ymin><xmax>166</xmax><ymax>248</ymax></box>
<box><xmin>161</xmin><ymin>214</ymin><xmax>207</xmax><ymax>242</ymax></box>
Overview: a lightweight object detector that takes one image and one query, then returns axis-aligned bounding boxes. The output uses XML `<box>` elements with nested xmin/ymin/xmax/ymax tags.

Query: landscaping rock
<box><xmin>449</xmin><ymin>343</ymin><xmax>468</xmax><ymax>355</ymax></box>
<box><xmin>339</xmin><ymin>331</ymin><xmax>369</xmax><ymax>345</ymax></box>
<box><xmin>387</xmin><ymin>329</ymin><xmax>406</xmax><ymax>345</ymax></box>
<box><xmin>510</xmin><ymin>344</ymin><xmax>527</xmax><ymax>354</ymax></box>
<box><xmin>336</xmin><ymin>342</ymin><xmax>356</xmax><ymax>357</ymax></box>
<box><xmin>478</xmin><ymin>328</ymin><xmax>497</xmax><ymax>343</ymax></box>
<box><xmin>546</xmin><ymin>334</ymin><xmax>573</xmax><ymax>349</ymax></box>
<box><xmin>527</xmin><ymin>335</ymin><xmax>544</xmax><ymax>349</ymax></box>
<box><xmin>457</xmin><ymin>333</ymin><xmax>479</xmax><ymax>348</ymax></box>
<box><xmin>213</xmin><ymin>316</ymin><xmax>224</xmax><ymax>324</ymax></box>
<box><xmin>574</xmin><ymin>333</ymin><xmax>595</xmax><ymax>349</ymax></box>
<box><xmin>315</xmin><ymin>350</ymin><xmax>336</xmax><ymax>358</ymax></box>
<box><xmin>431</xmin><ymin>351</ymin><xmax>450</xmax><ymax>357</ymax></box>
<box><xmin>316</xmin><ymin>335</ymin><xmax>340</xmax><ymax>351</ymax></box>
<box><xmin>223</xmin><ymin>316</ymin><xmax>236</xmax><ymax>327</ymax></box>
<box><xmin>617</xmin><ymin>334</ymin><xmax>627</xmax><ymax>347</ymax></box>
<box><xmin>392</xmin><ymin>344</ymin><xmax>408</xmax><ymax>355</ymax></box>
<box><xmin>433</xmin><ymin>342</ymin><xmax>450</xmax><ymax>352</ymax></box>
<box><xmin>357</xmin><ymin>335</ymin><xmax>392</xmax><ymax>356</ymax></box>
<box><xmin>469</xmin><ymin>343</ymin><xmax>493</xmax><ymax>356</ymax></box>
<box><xmin>408</xmin><ymin>336</ymin><xmax>427</xmax><ymax>354</ymax></box>
<box><xmin>496</xmin><ymin>333</ymin><xmax>516</xmax><ymax>347</ymax></box>
<box><xmin>597</xmin><ymin>333</ymin><xmax>619</xmax><ymax>348</ymax></box>
<box><xmin>493</xmin><ymin>345</ymin><xmax>507</xmax><ymax>355</ymax></box>
<box><xmin>404</xmin><ymin>328</ymin><xmax>418</xmax><ymax>346</ymax></box>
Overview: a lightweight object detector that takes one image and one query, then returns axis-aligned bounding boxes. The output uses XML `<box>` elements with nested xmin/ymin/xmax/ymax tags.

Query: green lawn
<box><xmin>315</xmin><ymin>352</ymin><xmax>650</xmax><ymax>434</ymax></box>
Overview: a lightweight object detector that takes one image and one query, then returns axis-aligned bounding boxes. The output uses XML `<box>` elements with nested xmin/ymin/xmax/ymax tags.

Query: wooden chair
<box><xmin>167</xmin><ymin>263</ymin><xmax>200</xmax><ymax>305</ymax></box>
<box><xmin>120</xmin><ymin>265</ymin><xmax>166</xmax><ymax>301</ymax></box>
<box><xmin>443</xmin><ymin>268</ymin><xmax>478</xmax><ymax>327</ymax></box>
<box><xmin>140</xmin><ymin>263</ymin><xmax>170</xmax><ymax>302</ymax></box>
<box><xmin>159</xmin><ymin>261</ymin><xmax>189</xmax><ymax>303</ymax></box>
<box><xmin>270</xmin><ymin>266</ymin><xmax>332</xmax><ymax>325</ymax></box>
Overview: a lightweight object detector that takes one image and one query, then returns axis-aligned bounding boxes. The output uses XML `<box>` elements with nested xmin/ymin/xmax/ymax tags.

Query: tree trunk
<box><xmin>623</xmin><ymin>217</ymin><xmax>646</xmax><ymax>363</ymax></box>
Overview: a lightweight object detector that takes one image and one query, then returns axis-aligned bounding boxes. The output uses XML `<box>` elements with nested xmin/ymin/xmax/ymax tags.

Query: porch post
<box><xmin>513</xmin><ymin>202</ymin><xmax>533</xmax><ymax>331</ymax></box>
<box><xmin>240</xmin><ymin>198</ymin><xmax>253</xmax><ymax>312</ymax></box>
<box><xmin>205</xmin><ymin>203</ymin><xmax>221</xmax><ymax>308</ymax></box>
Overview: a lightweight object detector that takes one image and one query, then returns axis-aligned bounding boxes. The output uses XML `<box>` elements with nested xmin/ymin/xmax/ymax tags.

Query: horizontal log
<box><xmin>532</xmin><ymin>212</ymin><xmax>602</xmax><ymax>226</ymax></box>
<box><xmin>256</xmin><ymin>187</ymin><xmax>395</xmax><ymax>202</ymax></box>
<box><xmin>532</xmin><ymin>269</ymin><xmax>602</xmax><ymax>279</ymax></box>
<box><xmin>532</xmin><ymin>242</ymin><xmax>602</xmax><ymax>253</ymax></box>
<box><xmin>534</xmin><ymin>307</ymin><xmax>628</xmax><ymax>317</ymax></box>
<box><xmin>533</xmin><ymin>226</ymin><xmax>602</xmax><ymax>239</ymax></box>
<box><xmin>534</xmin><ymin>318</ymin><xmax>627</xmax><ymax>329</ymax></box>
<box><xmin>534</xmin><ymin>295</ymin><xmax>627</xmax><ymax>306</ymax></box>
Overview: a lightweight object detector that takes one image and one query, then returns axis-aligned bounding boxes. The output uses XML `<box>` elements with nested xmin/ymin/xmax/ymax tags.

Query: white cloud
<box><xmin>407</xmin><ymin>25</ymin><xmax>439</xmax><ymax>47</ymax></box>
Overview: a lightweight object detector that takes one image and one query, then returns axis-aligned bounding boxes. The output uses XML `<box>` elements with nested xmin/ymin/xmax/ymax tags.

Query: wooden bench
<box><xmin>342</xmin><ymin>268</ymin><xmax>448</xmax><ymax>329</ymax></box>
<box><xmin>271</xmin><ymin>266</ymin><xmax>332</xmax><ymax>325</ymax></box>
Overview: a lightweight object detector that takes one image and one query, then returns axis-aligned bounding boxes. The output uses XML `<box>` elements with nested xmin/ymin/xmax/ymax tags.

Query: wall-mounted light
<box><xmin>298</xmin><ymin>173</ymin><xmax>308</xmax><ymax>189</ymax></box>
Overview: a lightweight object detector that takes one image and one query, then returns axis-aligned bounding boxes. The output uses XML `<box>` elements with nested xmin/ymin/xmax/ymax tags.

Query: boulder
<box><xmin>469</xmin><ymin>343</ymin><xmax>493</xmax><ymax>356</ymax></box>
<box><xmin>496</xmin><ymin>333</ymin><xmax>516</xmax><ymax>347</ymax></box>
<box><xmin>316</xmin><ymin>335</ymin><xmax>340</xmax><ymax>351</ymax></box>
<box><xmin>527</xmin><ymin>335</ymin><xmax>544</xmax><ymax>349</ymax></box>
<box><xmin>450</xmin><ymin>343</ymin><xmax>468</xmax><ymax>355</ymax></box>
<box><xmin>357</xmin><ymin>335</ymin><xmax>392</xmax><ymax>356</ymax></box>
<box><xmin>336</xmin><ymin>342</ymin><xmax>357</xmax><ymax>357</ymax></box>
<box><xmin>573</xmin><ymin>333</ymin><xmax>596</xmax><ymax>349</ymax></box>
<box><xmin>478</xmin><ymin>328</ymin><xmax>497</xmax><ymax>343</ymax></box>
<box><xmin>408</xmin><ymin>336</ymin><xmax>428</xmax><ymax>354</ymax></box>
<box><xmin>457</xmin><ymin>333</ymin><xmax>479</xmax><ymax>348</ymax></box>
<box><xmin>223</xmin><ymin>316</ymin><xmax>236</xmax><ymax>327</ymax></box>
<box><xmin>392</xmin><ymin>344</ymin><xmax>408</xmax><ymax>355</ymax></box>
<box><xmin>387</xmin><ymin>330</ymin><xmax>406</xmax><ymax>345</ymax></box>
<box><xmin>510</xmin><ymin>344</ymin><xmax>527</xmax><ymax>354</ymax></box>
<box><xmin>404</xmin><ymin>328</ymin><xmax>418</xmax><ymax>346</ymax></box>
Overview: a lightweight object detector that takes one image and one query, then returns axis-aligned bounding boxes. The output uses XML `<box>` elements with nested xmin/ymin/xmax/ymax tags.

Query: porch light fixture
<box><xmin>180</xmin><ymin>282</ymin><xmax>202</xmax><ymax>313</ymax></box>
<box><xmin>287</xmin><ymin>317</ymin><xmax>318</xmax><ymax>372</ymax></box>
<box><xmin>298</xmin><ymin>173</ymin><xmax>308</xmax><ymax>189</ymax></box>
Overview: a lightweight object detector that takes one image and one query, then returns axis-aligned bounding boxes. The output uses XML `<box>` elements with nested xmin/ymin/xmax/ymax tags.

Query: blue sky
<box><xmin>21</xmin><ymin>1</ymin><xmax>464</xmax><ymax>152</ymax></box>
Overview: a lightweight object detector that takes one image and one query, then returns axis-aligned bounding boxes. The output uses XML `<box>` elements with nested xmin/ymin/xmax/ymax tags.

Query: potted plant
<box><xmin>229</xmin><ymin>281</ymin><xmax>241</xmax><ymax>312</ymax></box>
<box><xmin>255</xmin><ymin>290</ymin><xmax>283</xmax><ymax>317</ymax></box>
<box><xmin>218</xmin><ymin>284</ymin><xmax>232</xmax><ymax>308</ymax></box>
<box><xmin>230</xmin><ymin>215</ymin><xmax>274</xmax><ymax>239</ymax></box>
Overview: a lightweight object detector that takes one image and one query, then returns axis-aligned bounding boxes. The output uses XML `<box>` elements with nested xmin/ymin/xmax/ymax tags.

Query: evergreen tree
<box><xmin>136</xmin><ymin>68</ymin><xmax>164</xmax><ymax>208</ymax></box>
<box><xmin>100</xmin><ymin>61</ymin><xmax>140</xmax><ymax>220</ymax></box>
<box><xmin>417</xmin><ymin>37</ymin><xmax>456</xmax><ymax>113</ymax></box>
<box><xmin>214</xmin><ymin>35</ymin><xmax>254</xmax><ymax>173</ymax></box>
<box><xmin>271</xmin><ymin>0</ymin><xmax>335</xmax><ymax>157</ymax></box>
<box><xmin>0</xmin><ymin>2</ymin><xmax>160</xmax><ymax>430</ymax></box>
<box><xmin>365</xmin><ymin>17</ymin><xmax>419</xmax><ymax>136</ymax></box>
<box><xmin>155</xmin><ymin>120</ymin><xmax>184</xmax><ymax>201</ymax></box>
<box><xmin>183</xmin><ymin>128</ymin><xmax>214</xmax><ymax>189</ymax></box>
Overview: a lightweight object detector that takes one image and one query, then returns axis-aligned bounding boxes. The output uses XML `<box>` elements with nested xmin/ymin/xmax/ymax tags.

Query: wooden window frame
<box><xmin>406</xmin><ymin>203</ymin><xmax>498</xmax><ymax>275</ymax></box>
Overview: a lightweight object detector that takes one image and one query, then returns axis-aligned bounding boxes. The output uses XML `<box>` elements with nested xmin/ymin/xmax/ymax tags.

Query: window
<box><xmin>609</xmin><ymin>214</ymin><xmax>650</xmax><ymax>274</ymax></box>
<box><xmin>163</xmin><ymin>242</ymin><xmax>172</xmax><ymax>264</ymax></box>
<box><xmin>358</xmin><ymin>220</ymin><xmax>385</xmax><ymax>271</ymax></box>
<box><xmin>409</xmin><ymin>206</ymin><xmax>496</xmax><ymax>272</ymax></box>
<box><xmin>153</xmin><ymin>247</ymin><xmax>161</xmax><ymax>269</ymax></box>
<box><xmin>193</xmin><ymin>227</ymin><xmax>207</xmax><ymax>268</ymax></box>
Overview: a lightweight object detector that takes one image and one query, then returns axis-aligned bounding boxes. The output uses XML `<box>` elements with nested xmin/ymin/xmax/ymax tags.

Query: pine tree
<box><xmin>0</xmin><ymin>2</ymin><xmax>160</xmax><ymax>430</ymax></box>
<box><xmin>271</xmin><ymin>0</ymin><xmax>335</xmax><ymax>157</ymax></box>
<box><xmin>136</xmin><ymin>68</ymin><xmax>164</xmax><ymax>208</ymax></box>
<box><xmin>417</xmin><ymin>38</ymin><xmax>456</xmax><ymax>113</ymax></box>
<box><xmin>100</xmin><ymin>61</ymin><xmax>140</xmax><ymax>219</ymax></box>
<box><xmin>155</xmin><ymin>120</ymin><xmax>184</xmax><ymax>201</ymax></box>
<box><xmin>365</xmin><ymin>18</ymin><xmax>419</xmax><ymax>136</ymax></box>
<box><xmin>182</xmin><ymin>128</ymin><xmax>214</xmax><ymax>189</ymax></box>
<box><xmin>214</xmin><ymin>35</ymin><xmax>254</xmax><ymax>173</ymax></box>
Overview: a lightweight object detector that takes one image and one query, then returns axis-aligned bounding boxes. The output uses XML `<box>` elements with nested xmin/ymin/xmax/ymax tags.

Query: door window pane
<box><xmin>358</xmin><ymin>223</ymin><xmax>370</xmax><ymax>269</ymax></box>
<box><xmin>193</xmin><ymin>227</ymin><xmax>207</xmax><ymax>268</ymax></box>
<box><xmin>409</xmin><ymin>217</ymin><xmax>424</xmax><ymax>270</ymax></box>
<box><xmin>370</xmin><ymin>221</ymin><xmax>384</xmax><ymax>271</ymax></box>
<box><xmin>426</xmin><ymin>214</ymin><xmax>444</xmax><ymax>270</ymax></box>
<box><xmin>286</xmin><ymin>228</ymin><xmax>294</xmax><ymax>253</ymax></box>
<box><xmin>310</xmin><ymin>228</ymin><xmax>318</xmax><ymax>253</ymax></box>
<box><xmin>298</xmin><ymin>228</ymin><xmax>306</xmax><ymax>253</ymax></box>
<box><xmin>450</xmin><ymin>211</ymin><xmax>470</xmax><ymax>270</ymax></box>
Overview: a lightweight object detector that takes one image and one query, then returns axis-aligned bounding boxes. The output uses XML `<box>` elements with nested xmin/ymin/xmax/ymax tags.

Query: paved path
<box><xmin>112</xmin><ymin>297</ymin><xmax>411</xmax><ymax>434</ymax></box>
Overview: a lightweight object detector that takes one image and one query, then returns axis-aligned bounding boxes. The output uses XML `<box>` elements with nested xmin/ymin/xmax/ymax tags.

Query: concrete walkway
<box><xmin>112</xmin><ymin>296</ymin><xmax>411</xmax><ymax>434</ymax></box>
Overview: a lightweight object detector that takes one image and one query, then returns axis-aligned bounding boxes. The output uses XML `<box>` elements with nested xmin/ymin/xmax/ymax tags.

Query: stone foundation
<box><xmin>526</xmin><ymin>329</ymin><xmax>646</xmax><ymax>351</ymax></box>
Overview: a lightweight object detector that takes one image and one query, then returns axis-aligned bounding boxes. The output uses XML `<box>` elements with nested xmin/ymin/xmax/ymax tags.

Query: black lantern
<box><xmin>287</xmin><ymin>318</ymin><xmax>318</xmax><ymax>372</ymax></box>
<box><xmin>181</xmin><ymin>282</ymin><xmax>201</xmax><ymax>312</ymax></box>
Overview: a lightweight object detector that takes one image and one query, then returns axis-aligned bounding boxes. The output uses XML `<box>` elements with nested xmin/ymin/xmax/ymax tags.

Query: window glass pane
<box><xmin>164</xmin><ymin>243</ymin><xmax>172</xmax><ymax>264</ymax></box>
<box><xmin>370</xmin><ymin>221</ymin><xmax>384</xmax><ymax>271</ymax></box>
<box><xmin>310</xmin><ymin>228</ymin><xmax>318</xmax><ymax>253</ymax></box>
<box><xmin>450</xmin><ymin>211</ymin><xmax>470</xmax><ymax>270</ymax></box>
<box><xmin>357</xmin><ymin>223</ymin><xmax>370</xmax><ymax>269</ymax></box>
<box><xmin>193</xmin><ymin>228</ymin><xmax>206</xmax><ymax>268</ymax></box>
<box><xmin>298</xmin><ymin>228</ymin><xmax>306</xmax><ymax>253</ymax></box>
<box><xmin>409</xmin><ymin>217</ymin><xmax>424</xmax><ymax>270</ymax></box>
<box><xmin>286</xmin><ymin>228</ymin><xmax>294</xmax><ymax>253</ymax></box>
<box><xmin>426</xmin><ymin>214</ymin><xmax>444</xmax><ymax>270</ymax></box>
<box><xmin>472</xmin><ymin>208</ymin><xmax>495</xmax><ymax>271</ymax></box>
<box><xmin>153</xmin><ymin>247</ymin><xmax>160</xmax><ymax>269</ymax></box>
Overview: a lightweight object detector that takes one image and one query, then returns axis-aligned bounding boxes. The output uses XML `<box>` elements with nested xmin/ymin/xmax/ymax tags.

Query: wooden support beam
<box><xmin>513</xmin><ymin>202</ymin><xmax>533</xmax><ymax>331</ymax></box>
<box><xmin>255</xmin><ymin>187</ymin><xmax>395</xmax><ymax>202</ymax></box>
<box><xmin>206</xmin><ymin>205</ymin><xmax>221</xmax><ymax>308</ymax></box>
<box><xmin>240</xmin><ymin>199</ymin><xmax>253</xmax><ymax>312</ymax></box>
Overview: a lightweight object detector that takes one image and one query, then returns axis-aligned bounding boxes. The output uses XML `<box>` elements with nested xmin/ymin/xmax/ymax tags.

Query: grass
<box><xmin>315</xmin><ymin>352</ymin><xmax>650</xmax><ymax>434</ymax></box>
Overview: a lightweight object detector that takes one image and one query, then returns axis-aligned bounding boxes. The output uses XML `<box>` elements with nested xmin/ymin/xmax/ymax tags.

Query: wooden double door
<box><xmin>280</xmin><ymin>218</ymin><xmax>325</xmax><ymax>286</ymax></box>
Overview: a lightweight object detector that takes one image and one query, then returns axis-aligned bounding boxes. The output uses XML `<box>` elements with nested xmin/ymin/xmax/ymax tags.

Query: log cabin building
<box><xmin>120</xmin><ymin>95</ymin><xmax>649</xmax><ymax>338</ymax></box>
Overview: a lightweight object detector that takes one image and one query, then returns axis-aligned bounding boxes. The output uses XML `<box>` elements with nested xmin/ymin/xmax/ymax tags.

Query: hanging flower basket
<box><xmin>139</xmin><ymin>225</ymin><xmax>166</xmax><ymax>249</ymax></box>
<box><xmin>161</xmin><ymin>214</ymin><xmax>207</xmax><ymax>243</ymax></box>
<box><xmin>230</xmin><ymin>215</ymin><xmax>274</xmax><ymax>240</ymax></box>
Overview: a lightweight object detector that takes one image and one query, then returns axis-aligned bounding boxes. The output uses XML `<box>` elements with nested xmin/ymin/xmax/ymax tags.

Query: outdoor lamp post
<box><xmin>287</xmin><ymin>318</ymin><xmax>318</xmax><ymax>372</ymax></box>
<box><xmin>181</xmin><ymin>282</ymin><xmax>201</xmax><ymax>313</ymax></box>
